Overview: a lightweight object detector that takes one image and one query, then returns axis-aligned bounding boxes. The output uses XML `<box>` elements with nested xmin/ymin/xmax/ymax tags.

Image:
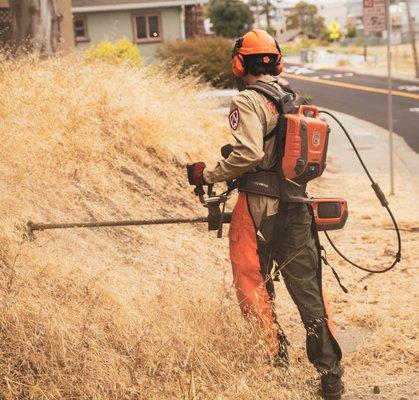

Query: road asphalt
<box><xmin>283</xmin><ymin>63</ymin><xmax>419</xmax><ymax>153</ymax></box>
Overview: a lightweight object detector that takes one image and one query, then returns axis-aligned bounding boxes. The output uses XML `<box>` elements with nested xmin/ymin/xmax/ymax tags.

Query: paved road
<box><xmin>283</xmin><ymin>64</ymin><xmax>419</xmax><ymax>153</ymax></box>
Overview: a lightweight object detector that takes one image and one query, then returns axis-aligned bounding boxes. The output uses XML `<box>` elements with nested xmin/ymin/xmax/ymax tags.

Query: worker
<box><xmin>187</xmin><ymin>29</ymin><xmax>344</xmax><ymax>400</ymax></box>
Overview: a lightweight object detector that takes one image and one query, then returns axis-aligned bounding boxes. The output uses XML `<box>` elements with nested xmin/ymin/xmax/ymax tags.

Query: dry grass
<box><xmin>0</xmin><ymin>54</ymin><xmax>418</xmax><ymax>399</ymax></box>
<box><xmin>320</xmin><ymin>41</ymin><xmax>419</xmax><ymax>79</ymax></box>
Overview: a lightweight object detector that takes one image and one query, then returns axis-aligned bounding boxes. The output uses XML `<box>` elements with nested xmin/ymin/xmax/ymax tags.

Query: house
<box><xmin>72</xmin><ymin>0</ymin><xmax>207</xmax><ymax>60</ymax></box>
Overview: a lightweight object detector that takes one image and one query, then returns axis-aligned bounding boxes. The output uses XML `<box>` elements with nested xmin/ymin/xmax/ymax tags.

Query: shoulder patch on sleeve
<box><xmin>229</xmin><ymin>108</ymin><xmax>240</xmax><ymax>130</ymax></box>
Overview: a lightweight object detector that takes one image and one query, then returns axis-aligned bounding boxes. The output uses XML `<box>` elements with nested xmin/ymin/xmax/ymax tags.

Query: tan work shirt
<box><xmin>204</xmin><ymin>75</ymin><xmax>287</xmax><ymax>228</ymax></box>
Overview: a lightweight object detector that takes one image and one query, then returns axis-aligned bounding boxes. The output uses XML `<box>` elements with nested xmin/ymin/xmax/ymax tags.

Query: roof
<box><xmin>277</xmin><ymin>29</ymin><xmax>317</xmax><ymax>43</ymax></box>
<box><xmin>72</xmin><ymin>0</ymin><xmax>206</xmax><ymax>13</ymax></box>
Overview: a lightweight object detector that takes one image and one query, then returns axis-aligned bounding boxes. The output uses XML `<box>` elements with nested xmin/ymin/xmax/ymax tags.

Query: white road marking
<box><xmin>312</xmin><ymin>76</ymin><xmax>320</xmax><ymax>79</ymax></box>
<box><xmin>286</xmin><ymin>66</ymin><xmax>299</xmax><ymax>73</ymax></box>
<box><xmin>323</xmin><ymin>75</ymin><xmax>332</xmax><ymax>79</ymax></box>
<box><xmin>294</xmin><ymin>68</ymin><xmax>315</xmax><ymax>75</ymax></box>
<box><xmin>334</xmin><ymin>74</ymin><xmax>344</xmax><ymax>78</ymax></box>
<box><xmin>398</xmin><ymin>85</ymin><xmax>419</xmax><ymax>92</ymax></box>
<box><xmin>409</xmin><ymin>107</ymin><xmax>419</xmax><ymax>113</ymax></box>
<box><xmin>285</xmin><ymin>66</ymin><xmax>316</xmax><ymax>75</ymax></box>
<box><xmin>344</xmin><ymin>72</ymin><xmax>354</xmax><ymax>77</ymax></box>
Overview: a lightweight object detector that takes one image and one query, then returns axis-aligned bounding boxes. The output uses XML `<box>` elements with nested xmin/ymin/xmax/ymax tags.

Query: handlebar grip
<box><xmin>298</xmin><ymin>105</ymin><xmax>319</xmax><ymax>117</ymax></box>
<box><xmin>194</xmin><ymin>186</ymin><xmax>205</xmax><ymax>196</ymax></box>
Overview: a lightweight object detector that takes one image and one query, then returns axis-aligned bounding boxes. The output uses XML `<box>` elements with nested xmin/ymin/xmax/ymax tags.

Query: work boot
<box><xmin>320</xmin><ymin>375</ymin><xmax>344</xmax><ymax>400</ymax></box>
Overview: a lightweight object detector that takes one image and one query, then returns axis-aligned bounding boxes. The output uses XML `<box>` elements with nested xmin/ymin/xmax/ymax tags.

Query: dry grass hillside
<box><xmin>0</xmin><ymin>55</ymin><xmax>417</xmax><ymax>399</ymax></box>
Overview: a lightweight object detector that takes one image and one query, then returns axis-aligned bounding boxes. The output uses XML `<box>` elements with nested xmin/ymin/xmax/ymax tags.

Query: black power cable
<box><xmin>320</xmin><ymin>110</ymin><xmax>402</xmax><ymax>273</ymax></box>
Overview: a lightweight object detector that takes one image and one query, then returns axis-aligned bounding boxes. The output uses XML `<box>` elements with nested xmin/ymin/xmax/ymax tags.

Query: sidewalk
<box><xmin>323</xmin><ymin>109</ymin><xmax>419</xmax><ymax>189</ymax></box>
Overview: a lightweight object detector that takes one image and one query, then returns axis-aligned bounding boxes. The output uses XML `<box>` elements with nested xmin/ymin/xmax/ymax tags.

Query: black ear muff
<box><xmin>232</xmin><ymin>37</ymin><xmax>243</xmax><ymax>57</ymax></box>
<box><xmin>274</xmin><ymin>39</ymin><xmax>284</xmax><ymax>75</ymax></box>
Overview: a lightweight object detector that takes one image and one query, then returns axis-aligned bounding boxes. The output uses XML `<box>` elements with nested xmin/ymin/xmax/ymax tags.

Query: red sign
<box><xmin>364</xmin><ymin>0</ymin><xmax>386</xmax><ymax>35</ymax></box>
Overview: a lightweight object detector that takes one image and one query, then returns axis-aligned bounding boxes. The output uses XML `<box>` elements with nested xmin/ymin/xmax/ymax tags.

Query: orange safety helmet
<box><xmin>232</xmin><ymin>29</ymin><xmax>284</xmax><ymax>77</ymax></box>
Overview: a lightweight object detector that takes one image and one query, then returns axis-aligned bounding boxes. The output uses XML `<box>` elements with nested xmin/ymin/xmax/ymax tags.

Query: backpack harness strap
<box><xmin>246</xmin><ymin>82</ymin><xmax>295</xmax><ymax>120</ymax></box>
<box><xmin>236</xmin><ymin>82</ymin><xmax>307</xmax><ymax>202</ymax></box>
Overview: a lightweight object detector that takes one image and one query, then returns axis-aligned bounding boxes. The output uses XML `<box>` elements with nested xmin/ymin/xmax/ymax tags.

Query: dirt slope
<box><xmin>0</xmin><ymin>55</ymin><xmax>417</xmax><ymax>399</ymax></box>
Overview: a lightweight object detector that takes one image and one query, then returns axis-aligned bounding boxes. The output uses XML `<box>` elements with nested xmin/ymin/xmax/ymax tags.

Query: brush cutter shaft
<box><xmin>27</xmin><ymin>217</ymin><xmax>210</xmax><ymax>232</ymax></box>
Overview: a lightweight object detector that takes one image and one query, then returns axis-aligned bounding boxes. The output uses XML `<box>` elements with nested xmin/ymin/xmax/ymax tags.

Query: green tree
<box><xmin>207</xmin><ymin>0</ymin><xmax>254</xmax><ymax>38</ymax></box>
<box><xmin>346</xmin><ymin>25</ymin><xmax>357</xmax><ymax>39</ymax></box>
<box><xmin>286</xmin><ymin>1</ymin><xmax>325</xmax><ymax>37</ymax></box>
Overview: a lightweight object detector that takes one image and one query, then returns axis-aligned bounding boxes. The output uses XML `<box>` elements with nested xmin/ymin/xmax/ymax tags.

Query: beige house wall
<box><xmin>74</xmin><ymin>7</ymin><xmax>182</xmax><ymax>60</ymax></box>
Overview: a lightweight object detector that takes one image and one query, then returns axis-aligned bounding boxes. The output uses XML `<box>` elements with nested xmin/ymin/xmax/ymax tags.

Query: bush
<box><xmin>84</xmin><ymin>38</ymin><xmax>143</xmax><ymax>67</ymax></box>
<box><xmin>157</xmin><ymin>37</ymin><xmax>234</xmax><ymax>88</ymax></box>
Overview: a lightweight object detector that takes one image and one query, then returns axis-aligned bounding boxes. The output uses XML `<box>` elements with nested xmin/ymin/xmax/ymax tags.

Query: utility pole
<box><xmin>265</xmin><ymin>0</ymin><xmax>271</xmax><ymax>30</ymax></box>
<box><xmin>405</xmin><ymin>0</ymin><xmax>419</xmax><ymax>78</ymax></box>
<box><xmin>255</xmin><ymin>0</ymin><xmax>261</xmax><ymax>28</ymax></box>
<box><xmin>386</xmin><ymin>0</ymin><xmax>395</xmax><ymax>195</ymax></box>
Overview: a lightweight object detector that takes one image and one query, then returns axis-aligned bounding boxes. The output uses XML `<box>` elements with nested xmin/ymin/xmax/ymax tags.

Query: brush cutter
<box><xmin>27</xmin><ymin>187</ymin><xmax>232</xmax><ymax>240</ymax></box>
<box><xmin>27</xmin><ymin>185</ymin><xmax>347</xmax><ymax>241</ymax></box>
<box><xmin>26</xmin><ymin>112</ymin><xmax>400</xmax><ymax>275</ymax></box>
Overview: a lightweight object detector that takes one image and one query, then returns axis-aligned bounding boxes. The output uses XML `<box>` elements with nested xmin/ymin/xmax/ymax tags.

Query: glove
<box><xmin>186</xmin><ymin>162</ymin><xmax>207</xmax><ymax>186</ymax></box>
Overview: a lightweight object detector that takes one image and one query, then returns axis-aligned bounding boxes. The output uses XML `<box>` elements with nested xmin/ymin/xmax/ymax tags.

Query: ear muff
<box><xmin>274</xmin><ymin>40</ymin><xmax>284</xmax><ymax>75</ymax></box>
<box><xmin>232</xmin><ymin>38</ymin><xmax>246</xmax><ymax>77</ymax></box>
<box><xmin>232</xmin><ymin>35</ymin><xmax>284</xmax><ymax>77</ymax></box>
<box><xmin>232</xmin><ymin>53</ymin><xmax>245</xmax><ymax>77</ymax></box>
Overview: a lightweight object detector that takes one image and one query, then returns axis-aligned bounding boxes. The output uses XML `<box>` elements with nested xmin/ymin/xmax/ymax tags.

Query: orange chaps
<box><xmin>228</xmin><ymin>193</ymin><xmax>279</xmax><ymax>355</ymax></box>
<box><xmin>228</xmin><ymin>192</ymin><xmax>342</xmax><ymax>366</ymax></box>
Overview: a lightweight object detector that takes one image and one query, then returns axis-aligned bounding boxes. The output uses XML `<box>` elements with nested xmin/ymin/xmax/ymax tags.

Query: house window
<box><xmin>133</xmin><ymin>14</ymin><xmax>162</xmax><ymax>42</ymax></box>
<box><xmin>73</xmin><ymin>15</ymin><xmax>89</xmax><ymax>43</ymax></box>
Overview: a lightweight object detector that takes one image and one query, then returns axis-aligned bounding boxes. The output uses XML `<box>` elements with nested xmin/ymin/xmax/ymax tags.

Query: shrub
<box><xmin>337</xmin><ymin>58</ymin><xmax>351</xmax><ymax>66</ymax></box>
<box><xmin>157</xmin><ymin>37</ymin><xmax>234</xmax><ymax>88</ymax></box>
<box><xmin>84</xmin><ymin>38</ymin><xmax>143</xmax><ymax>67</ymax></box>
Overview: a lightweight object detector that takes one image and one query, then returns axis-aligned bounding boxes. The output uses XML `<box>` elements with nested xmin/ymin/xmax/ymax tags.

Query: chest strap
<box><xmin>246</xmin><ymin>82</ymin><xmax>295</xmax><ymax>115</ymax></box>
<box><xmin>238</xmin><ymin>171</ymin><xmax>307</xmax><ymax>203</ymax></box>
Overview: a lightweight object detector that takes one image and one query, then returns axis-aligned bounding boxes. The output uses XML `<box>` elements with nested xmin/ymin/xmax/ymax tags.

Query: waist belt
<box><xmin>237</xmin><ymin>171</ymin><xmax>307</xmax><ymax>203</ymax></box>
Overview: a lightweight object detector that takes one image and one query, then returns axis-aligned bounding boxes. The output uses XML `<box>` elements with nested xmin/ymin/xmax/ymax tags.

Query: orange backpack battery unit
<box><xmin>246</xmin><ymin>82</ymin><xmax>329</xmax><ymax>185</ymax></box>
<box><xmin>280</xmin><ymin>105</ymin><xmax>329</xmax><ymax>184</ymax></box>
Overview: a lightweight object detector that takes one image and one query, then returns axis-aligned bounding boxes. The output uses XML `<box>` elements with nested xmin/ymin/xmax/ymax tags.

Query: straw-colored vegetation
<box><xmin>0</xmin><ymin>54</ymin><xmax>417</xmax><ymax>399</ymax></box>
<box><xmin>316</xmin><ymin>41</ymin><xmax>419</xmax><ymax>79</ymax></box>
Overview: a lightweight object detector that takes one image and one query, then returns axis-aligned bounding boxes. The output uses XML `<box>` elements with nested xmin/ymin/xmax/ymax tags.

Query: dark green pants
<box><xmin>257</xmin><ymin>202</ymin><xmax>343</xmax><ymax>380</ymax></box>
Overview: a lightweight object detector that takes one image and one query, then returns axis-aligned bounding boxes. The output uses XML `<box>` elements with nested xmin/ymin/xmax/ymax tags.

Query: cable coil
<box><xmin>320</xmin><ymin>110</ymin><xmax>402</xmax><ymax>273</ymax></box>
